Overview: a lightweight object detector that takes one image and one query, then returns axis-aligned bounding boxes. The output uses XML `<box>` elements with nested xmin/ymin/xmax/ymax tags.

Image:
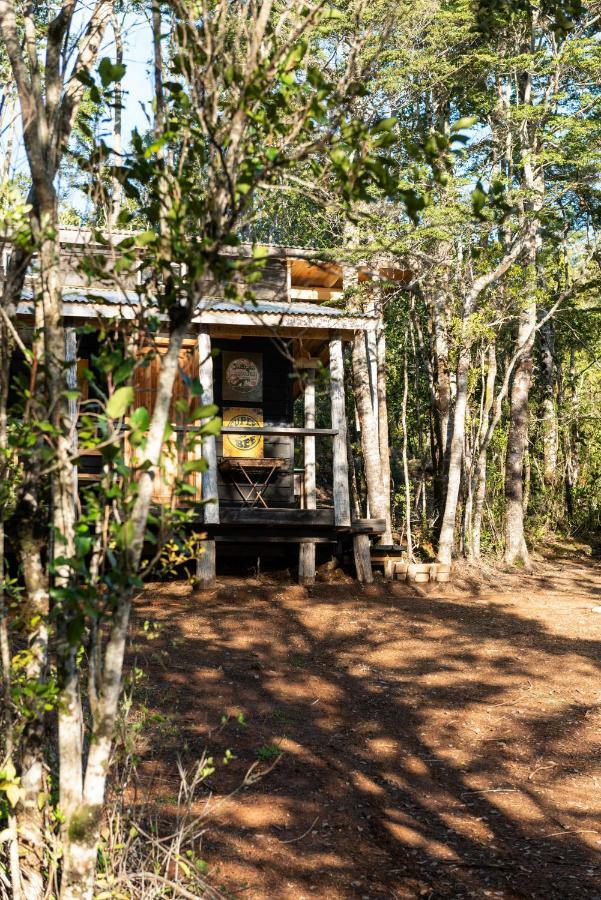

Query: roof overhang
<box><xmin>16</xmin><ymin>290</ymin><xmax>378</xmax><ymax>335</ymax></box>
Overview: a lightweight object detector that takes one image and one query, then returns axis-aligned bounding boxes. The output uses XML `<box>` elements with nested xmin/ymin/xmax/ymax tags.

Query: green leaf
<box><xmin>189</xmin><ymin>404</ymin><xmax>219</xmax><ymax>421</ymax></box>
<box><xmin>106</xmin><ymin>386</ymin><xmax>134</xmax><ymax>419</ymax></box>
<box><xmin>5</xmin><ymin>783</ymin><xmax>21</xmax><ymax>808</ymax></box>
<box><xmin>200</xmin><ymin>417</ymin><xmax>222</xmax><ymax>436</ymax></box>
<box><xmin>135</xmin><ymin>230</ymin><xmax>157</xmax><ymax>247</ymax></box>
<box><xmin>130</xmin><ymin>406</ymin><xmax>150</xmax><ymax>431</ymax></box>
<box><xmin>98</xmin><ymin>57</ymin><xmax>126</xmax><ymax>87</ymax></box>
<box><xmin>451</xmin><ymin>116</ymin><xmax>477</xmax><ymax>133</ymax></box>
<box><xmin>183</xmin><ymin>458</ymin><xmax>208</xmax><ymax>474</ymax></box>
<box><xmin>372</xmin><ymin>117</ymin><xmax>397</xmax><ymax>133</ymax></box>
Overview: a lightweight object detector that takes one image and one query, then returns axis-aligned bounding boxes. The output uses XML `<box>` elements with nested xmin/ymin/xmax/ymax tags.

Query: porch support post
<box><xmin>375</xmin><ymin>308</ymin><xmax>393</xmax><ymax>545</ymax></box>
<box><xmin>65</xmin><ymin>327</ymin><xmax>78</xmax><ymax>491</ymax></box>
<box><xmin>197</xmin><ymin>538</ymin><xmax>216</xmax><ymax>590</ymax></box>
<box><xmin>329</xmin><ymin>332</ymin><xmax>351</xmax><ymax>527</ymax></box>
<box><xmin>197</xmin><ymin>326</ymin><xmax>218</xmax><ymax>587</ymax></box>
<box><xmin>353</xmin><ymin>532</ymin><xmax>373</xmax><ymax>584</ymax></box>
<box><xmin>299</xmin><ymin>370</ymin><xmax>316</xmax><ymax>584</ymax></box>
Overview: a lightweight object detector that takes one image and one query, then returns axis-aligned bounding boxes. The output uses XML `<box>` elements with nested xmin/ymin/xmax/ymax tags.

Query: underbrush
<box><xmin>95</xmin><ymin>753</ymin><xmax>226</xmax><ymax>899</ymax></box>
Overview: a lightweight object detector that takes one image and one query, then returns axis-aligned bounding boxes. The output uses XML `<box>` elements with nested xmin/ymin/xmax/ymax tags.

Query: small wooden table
<box><xmin>218</xmin><ymin>457</ymin><xmax>286</xmax><ymax>509</ymax></box>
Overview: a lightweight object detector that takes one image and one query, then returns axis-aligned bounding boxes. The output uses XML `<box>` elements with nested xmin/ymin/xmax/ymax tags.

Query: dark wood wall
<box><xmin>213</xmin><ymin>337</ymin><xmax>295</xmax><ymax>508</ymax></box>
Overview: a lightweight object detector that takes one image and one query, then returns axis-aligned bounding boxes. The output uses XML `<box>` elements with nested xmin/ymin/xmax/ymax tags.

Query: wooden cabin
<box><xmin>12</xmin><ymin>228</ymin><xmax>404</xmax><ymax>584</ymax></box>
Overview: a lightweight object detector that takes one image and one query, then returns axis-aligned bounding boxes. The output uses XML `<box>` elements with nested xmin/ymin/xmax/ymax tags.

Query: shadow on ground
<box><xmin>127</xmin><ymin>552</ymin><xmax>601</xmax><ymax>899</ymax></box>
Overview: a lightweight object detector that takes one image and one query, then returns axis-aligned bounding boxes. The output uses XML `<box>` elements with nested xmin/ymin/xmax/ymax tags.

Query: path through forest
<box><xmin>130</xmin><ymin>544</ymin><xmax>601</xmax><ymax>899</ymax></box>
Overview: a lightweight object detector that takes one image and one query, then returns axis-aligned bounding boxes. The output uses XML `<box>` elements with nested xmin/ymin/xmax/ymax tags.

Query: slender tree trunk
<box><xmin>435</xmin><ymin>226</ymin><xmax>533</xmax><ymax>566</ymax></box>
<box><xmin>504</xmin><ymin>294</ymin><xmax>536</xmax><ymax>568</ymax></box>
<box><xmin>539</xmin><ymin>314</ymin><xmax>558</xmax><ymax>486</ymax></box>
<box><xmin>108</xmin><ymin>11</ymin><xmax>123</xmax><ymax>228</ymax></box>
<box><xmin>17</xmin><ymin>526</ymin><xmax>49</xmax><ymax>900</ymax></box>
<box><xmin>352</xmin><ymin>331</ymin><xmax>388</xmax><ymax>526</ymax></box>
<box><xmin>0</xmin><ymin>322</ymin><xmax>23</xmax><ymax>900</ymax></box>
<box><xmin>59</xmin><ymin>322</ymin><xmax>190</xmax><ymax>900</ymax></box>
<box><xmin>401</xmin><ymin>343</ymin><xmax>413</xmax><ymax>560</ymax></box>
<box><xmin>462</xmin><ymin>415</ymin><xmax>474</xmax><ymax>558</ymax></box>
<box><xmin>472</xmin><ymin>451</ymin><xmax>488</xmax><ymax>559</ymax></box>
<box><xmin>437</xmin><ymin>345</ymin><xmax>470</xmax><ymax>565</ymax></box>
<box><xmin>563</xmin><ymin>347</ymin><xmax>579</xmax><ymax>522</ymax></box>
<box><xmin>471</xmin><ymin>344</ymin><xmax>497</xmax><ymax>559</ymax></box>
<box><xmin>376</xmin><ymin>316</ymin><xmax>393</xmax><ymax>543</ymax></box>
<box><xmin>430</xmin><ymin>287</ymin><xmax>451</xmax><ymax>520</ymax></box>
<box><xmin>504</xmin><ymin>19</ymin><xmax>542</xmax><ymax>568</ymax></box>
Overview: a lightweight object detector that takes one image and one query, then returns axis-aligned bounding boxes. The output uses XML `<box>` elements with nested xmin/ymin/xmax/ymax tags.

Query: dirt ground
<box><xmin>129</xmin><ymin>542</ymin><xmax>601</xmax><ymax>899</ymax></box>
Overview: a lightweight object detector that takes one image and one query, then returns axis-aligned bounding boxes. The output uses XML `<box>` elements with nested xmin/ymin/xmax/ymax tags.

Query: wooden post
<box><xmin>65</xmin><ymin>327</ymin><xmax>78</xmax><ymax>491</ymax></box>
<box><xmin>353</xmin><ymin>532</ymin><xmax>373</xmax><ymax>583</ymax></box>
<box><xmin>375</xmin><ymin>316</ymin><xmax>393</xmax><ymax>545</ymax></box>
<box><xmin>197</xmin><ymin>326</ymin><xmax>218</xmax><ymax>587</ymax></box>
<box><xmin>198</xmin><ymin>326</ymin><xmax>219</xmax><ymax>524</ymax></box>
<box><xmin>329</xmin><ymin>334</ymin><xmax>351</xmax><ymax>527</ymax></box>
<box><xmin>299</xmin><ymin>370</ymin><xmax>316</xmax><ymax>583</ymax></box>
<box><xmin>365</xmin><ymin>319</ymin><xmax>380</xmax><ymax>448</ymax></box>
<box><xmin>197</xmin><ymin>539</ymin><xmax>216</xmax><ymax>589</ymax></box>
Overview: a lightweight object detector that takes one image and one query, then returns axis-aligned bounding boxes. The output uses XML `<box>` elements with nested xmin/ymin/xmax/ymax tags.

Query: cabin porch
<box><xmin>191</xmin><ymin>311</ymin><xmax>387</xmax><ymax>587</ymax></box>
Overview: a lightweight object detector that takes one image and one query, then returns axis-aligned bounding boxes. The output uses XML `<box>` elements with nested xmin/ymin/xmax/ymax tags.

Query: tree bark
<box><xmin>504</xmin><ymin>297</ymin><xmax>536</xmax><ymax>568</ymax></box>
<box><xmin>539</xmin><ymin>314</ymin><xmax>558</xmax><ymax>486</ymax></box>
<box><xmin>352</xmin><ymin>331</ymin><xmax>387</xmax><ymax>526</ymax></box>
<box><xmin>436</xmin><ymin>228</ymin><xmax>534</xmax><ymax>566</ymax></box>
<box><xmin>401</xmin><ymin>343</ymin><xmax>413</xmax><ymax>561</ymax></box>
<box><xmin>437</xmin><ymin>344</ymin><xmax>470</xmax><ymax>565</ymax></box>
<box><xmin>375</xmin><ymin>317</ymin><xmax>393</xmax><ymax>544</ymax></box>
<box><xmin>471</xmin><ymin>345</ymin><xmax>497</xmax><ymax>559</ymax></box>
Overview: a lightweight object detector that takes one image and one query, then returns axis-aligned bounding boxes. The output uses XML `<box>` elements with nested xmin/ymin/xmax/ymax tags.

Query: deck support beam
<box><xmin>299</xmin><ymin>370</ymin><xmax>316</xmax><ymax>583</ymax></box>
<box><xmin>329</xmin><ymin>333</ymin><xmax>351</xmax><ymax>528</ymax></box>
<box><xmin>197</xmin><ymin>539</ymin><xmax>216</xmax><ymax>589</ymax></box>
<box><xmin>65</xmin><ymin>327</ymin><xmax>78</xmax><ymax>491</ymax></box>
<box><xmin>197</xmin><ymin>326</ymin><xmax>218</xmax><ymax>587</ymax></box>
<box><xmin>353</xmin><ymin>532</ymin><xmax>373</xmax><ymax>583</ymax></box>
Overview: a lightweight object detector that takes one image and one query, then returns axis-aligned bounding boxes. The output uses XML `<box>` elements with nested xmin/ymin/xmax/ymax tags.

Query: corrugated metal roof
<box><xmin>200</xmin><ymin>298</ymin><xmax>374</xmax><ymax>318</ymax></box>
<box><xmin>21</xmin><ymin>288</ymin><xmax>376</xmax><ymax>319</ymax></box>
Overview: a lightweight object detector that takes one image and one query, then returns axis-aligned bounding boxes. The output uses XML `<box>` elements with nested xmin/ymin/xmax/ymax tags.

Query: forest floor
<box><xmin>129</xmin><ymin>539</ymin><xmax>601</xmax><ymax>899</ymax></box>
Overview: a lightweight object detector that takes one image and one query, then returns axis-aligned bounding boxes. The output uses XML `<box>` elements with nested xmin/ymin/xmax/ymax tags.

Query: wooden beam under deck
<box><xmin>187</xmin><ymin>506</ymin><xmax>385</xmax><ymax>536</ymax></box>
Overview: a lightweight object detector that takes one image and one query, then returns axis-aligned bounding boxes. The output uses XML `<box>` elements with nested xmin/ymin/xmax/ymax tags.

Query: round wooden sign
<box><xmin>225</xmin><ymin>357</ymin><xmax>261</xmax><ymax>394</ymax></box>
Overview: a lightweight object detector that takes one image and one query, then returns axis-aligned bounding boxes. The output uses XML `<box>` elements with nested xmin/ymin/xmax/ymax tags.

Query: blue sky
<box><xmin>7</xmin><ymin>8</ymin><xmax>154</xmax><ymax>182</ymax></box>
<box><xmin>117</xmin><ymin>11</ymin><xmax>154</xmax><ymax>139</ymax></box>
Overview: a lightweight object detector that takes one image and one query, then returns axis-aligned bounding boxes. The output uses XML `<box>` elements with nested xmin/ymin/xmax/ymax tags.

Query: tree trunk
<box><xmin>470</xmin><ymin>344</ymin><xmax>497</xmax><ymax>560</ymax></box>
<box><xmin>563</xmin><ymin>347</ymin><xmax>579</xmax><ymax>522</ymax></box>
<box><xmin>352</xmin><ymin>331</ymin><xmax>387</xmax><ymax>526</ymax></box>
<box><xmin>436</xmin><ymin>345</ymin><xmax>470</xmax><ymax>565</ymax></box>
<box><xmin>504</xmin><ymin>300</ymin><xmax>536</xmax><ymax>568</ymax></box>
<box><xmin>431</xmin><ymin>287</ymin><xmax>452</xmax><ymax>520</ymax></box>
<box><xmin>401</xmin><ymin>344</ymin><xmax>413</xmax><ymax>560</ymax></box>
<box><xmin>472</xmin><ymin>450</ymin><xmax>488</xmax><ymax>559</ymax></box>
<box><xmin>376</xmin><ymin>319</ymin><xmax>393</xmax><ymax>544</ymax></box>
<box><xmin>0</xmin><ymin>323</ymin><xmax>23</xmax><ymax>900</ymax></box>
<box><xmin>539</xmin><ymin>314</ymin><xmax>558</xmax><ymax>486</ymax></box>
<box><xmin>59</xmin><ymin>321</ymin><xmax>191</xmax><ymax>900</ymax></box>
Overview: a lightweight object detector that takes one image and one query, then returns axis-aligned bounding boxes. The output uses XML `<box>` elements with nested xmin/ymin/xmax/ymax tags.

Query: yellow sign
<box><xmin>223</xmin><ymin>407</ymin><xmax>264</xmax><ymax>458</ymax></box>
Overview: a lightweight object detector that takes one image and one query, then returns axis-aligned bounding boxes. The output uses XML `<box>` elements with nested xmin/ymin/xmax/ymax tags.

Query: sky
<box><xmin>7</xmin><ymin>7</ymin><xmax>154</xmax><ymax>193</ymax></box>
<box><xmin>117</xmin><ymin>11</ymin><xmax>155</xmax><ymax>140</ymax></box>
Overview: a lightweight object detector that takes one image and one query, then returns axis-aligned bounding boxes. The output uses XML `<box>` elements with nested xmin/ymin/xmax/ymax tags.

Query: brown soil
<box><xmin>129</xmin><ymin>542</ymin><xmax>601</xmax><ymax>899</ymax></box>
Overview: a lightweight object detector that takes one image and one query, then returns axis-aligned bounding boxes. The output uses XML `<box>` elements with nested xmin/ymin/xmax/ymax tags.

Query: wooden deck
<box><xmin>192</xmin><ymin>508</ymin><xmax>386</xmax><ymax>543</ymax></box>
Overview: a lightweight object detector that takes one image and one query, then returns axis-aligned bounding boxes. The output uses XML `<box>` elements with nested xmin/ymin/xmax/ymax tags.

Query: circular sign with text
<box><xmin>225</xmin><ymin>357</ymin><xmax>261</xmax><ymax>395</ymax></box>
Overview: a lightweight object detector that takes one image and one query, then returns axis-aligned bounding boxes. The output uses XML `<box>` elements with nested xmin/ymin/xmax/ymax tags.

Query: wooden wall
<box><xmin>77</xmin><ymin>333</ymin><xmax>297</xmax><ymax>509</ymax></box>
<box><xmin>213</xmin><ymin>337</ymin><xmax>295</xmax><ymax>508</ymax></box>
